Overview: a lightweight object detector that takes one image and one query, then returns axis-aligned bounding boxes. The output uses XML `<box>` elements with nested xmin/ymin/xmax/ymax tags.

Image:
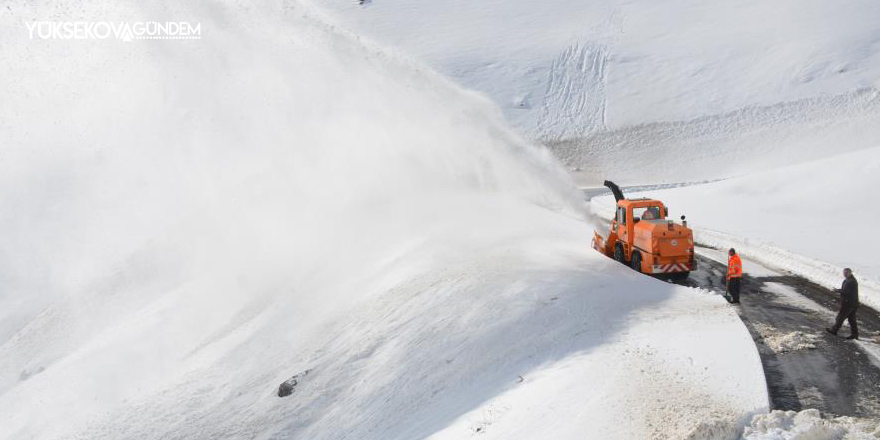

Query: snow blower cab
<box><xmin>591</xmin><ymin>180</ymin><xmax>695</xmax><ymax>279</ymax></box>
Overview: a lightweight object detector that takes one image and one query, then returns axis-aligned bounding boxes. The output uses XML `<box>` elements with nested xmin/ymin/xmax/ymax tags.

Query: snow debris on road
<box><xmin>743</xmin><ymin>409</ymin><xmax>880</xmax><ymax>439</ymax></box>
<box><xmin>753</xmin><ymin>324</ymin><xmax>820</xmax><ymax>354</ymax></box>
<box><xmin>858</xmin><ymin>338</ymin><xmax>880</xmax><ymax>370</ymax></box>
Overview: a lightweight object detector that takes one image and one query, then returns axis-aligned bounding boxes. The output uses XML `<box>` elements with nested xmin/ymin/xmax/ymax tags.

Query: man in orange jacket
<box><xmin>726</xmin><ymin>248</ymin><xmax>743</xmax><ymax>304</ymax></box>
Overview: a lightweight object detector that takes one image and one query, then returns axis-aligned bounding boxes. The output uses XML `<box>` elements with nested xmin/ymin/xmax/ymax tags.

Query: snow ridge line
<box><xmin>549</xmin><ymin>87</ymin><xmax>880</xmax><ymax>182</ymax></box>
<box><xmin>588</xmin><ymin>198</ymin><xmax>880</xmax><ymax>311</ymax></box>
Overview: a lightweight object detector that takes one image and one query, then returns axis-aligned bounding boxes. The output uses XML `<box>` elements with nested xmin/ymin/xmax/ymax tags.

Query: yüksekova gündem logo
<box><xmin>25</xmin><ymin>21</ymin><xmax>201</xmax><ymax>41</ymax></box>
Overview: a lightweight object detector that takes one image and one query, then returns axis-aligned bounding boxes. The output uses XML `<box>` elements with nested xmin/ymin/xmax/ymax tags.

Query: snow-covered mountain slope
<box><xmin>0</xmin><ymin>0</ymin><xmax>767</xmax><ymax>439</ymax></box>
<box><xmin>592</xmin><ymin>145</ymin><xmax>880</xmax><ymax>310</ymax></box>
<box><xmin>318</xmin><ymin>0</ymin><xmax>880</xmax><ymax>137</ymax></box>
<box><xmin>554</xmin><ymin>88</ymin><xmax>880</xmax><ymax>186</ymax></box>
<box><xmin>318</xmin><ymin>0</ymin><xmax>880</xmax><ymax>184</ymax></box>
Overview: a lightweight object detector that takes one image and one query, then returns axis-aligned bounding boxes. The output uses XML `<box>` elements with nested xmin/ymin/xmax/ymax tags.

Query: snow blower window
<box><xmin>634</xmin><ymin>206</ymin><xmax>662</xmax><ymax>221</ymax></box>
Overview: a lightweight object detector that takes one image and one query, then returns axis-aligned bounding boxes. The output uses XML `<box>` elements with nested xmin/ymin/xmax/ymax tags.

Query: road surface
<box><xmin>583</xmin><ymin>187</ymin><xmax>880</xmax><ymax>418</ymax></box>
<box><xmin>684</xmin><ymin>250</ymin><xmax>880</xmax><ymax>418</ymax></box>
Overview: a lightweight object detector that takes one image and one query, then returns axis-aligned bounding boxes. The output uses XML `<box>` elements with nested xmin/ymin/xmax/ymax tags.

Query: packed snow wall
<box><xmin>0</xmin><ymin>0</ymin><xmax>584</xmax><ymax>436</ymax></box>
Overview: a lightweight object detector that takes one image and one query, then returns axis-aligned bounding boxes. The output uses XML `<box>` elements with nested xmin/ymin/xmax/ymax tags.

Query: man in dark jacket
<box><xmin>826</xmin><ymin>268</ymin><xmax>859</xmax><ymax>340</ymax></box>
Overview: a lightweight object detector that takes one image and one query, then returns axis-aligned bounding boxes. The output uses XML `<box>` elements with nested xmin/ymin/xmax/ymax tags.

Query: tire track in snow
<box><xmin>536</xmin><ymin>41</ymin><xmax>608</xmax><ymax>140</ymax></box>
<box><xmin>550</xmin><ymin>87</ymin><xmax>880</xmax><ymax>184</ymax></box>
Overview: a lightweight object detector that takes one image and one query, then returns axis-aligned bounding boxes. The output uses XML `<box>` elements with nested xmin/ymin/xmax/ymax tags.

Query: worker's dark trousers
<box><xmin>727</xmin><ymin>278</ymin><xmax>741</xmax><ymax>303</ymax></box>
<box><xmin>832</xmin><ymin>303</ymin><xmax>859</xmax><ymax>337</ymax></box>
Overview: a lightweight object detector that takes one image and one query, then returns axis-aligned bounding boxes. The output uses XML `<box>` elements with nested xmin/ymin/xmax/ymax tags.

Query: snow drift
<box><xmin>0</xmin><ymin>0</ymin><xmax>581</xmax><ymax>357</ymax></box>
<box><xmin>1</xmin><ymin>0</ymin><xmax>766</xmax><ymax>438</ymax></box>
<box><xmin>743</xmin><ymin>409</ymin><xmax>880</xmax><ymax>439</ymax></box>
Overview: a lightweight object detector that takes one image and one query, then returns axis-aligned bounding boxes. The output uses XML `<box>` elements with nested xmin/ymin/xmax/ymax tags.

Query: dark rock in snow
<box><xmin>278</xmin><ymin>369</ymin><xmax>311</xmax><ymax>398</ymax></box>
<box><xmin>19</xmin><ymin>366</ymin><xmax>45</xmax><ymax>382</ymax></box>
<box><xmin>278</xmin><ymin>381</ymin><xmax>295</xmax><ymax>397</ymax></box>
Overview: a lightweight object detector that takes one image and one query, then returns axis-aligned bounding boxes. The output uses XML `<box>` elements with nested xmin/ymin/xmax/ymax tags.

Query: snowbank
<box><xmin>426</xmin><ymin>281</ymin><xmax>766</xmax><ymax>440</ymax></box>
<box><xmin>591</xmin><ymin>146</ymin><xmax>880</xmax><ymax>311</ymax></box>
<box><xmin>743</xmin><ymin>409</ymin><xmax>879</xmax><ymax>439</ymax></box>
<box><xmin>0</xmin><ymin>0</ymin><xmax>767</xmax><ymax>439</ymax></box>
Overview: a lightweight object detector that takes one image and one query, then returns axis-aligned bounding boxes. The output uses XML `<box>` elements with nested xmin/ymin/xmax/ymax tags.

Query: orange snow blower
<box><xmin>591</xmin><ymin>180</ymin><xmax>694</xmax><ymax>279</ymax></box>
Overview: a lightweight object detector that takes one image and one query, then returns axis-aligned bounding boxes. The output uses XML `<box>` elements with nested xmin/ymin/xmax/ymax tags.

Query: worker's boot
<box><xmin>845</xmin><ymin>334</ymin><xmax>859</xmax><ymax>340</ymax></box>
<box><xmin>825</xmin><ymin>327</ymin><xmax>838</xmax><ymax>336</ymax></box>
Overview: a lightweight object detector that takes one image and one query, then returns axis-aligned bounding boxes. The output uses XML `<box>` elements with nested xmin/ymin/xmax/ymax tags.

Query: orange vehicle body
<box><xmin>591</xmin><ymin>182</ymin><xmax>695</xmax><ymax>278</ymax></box>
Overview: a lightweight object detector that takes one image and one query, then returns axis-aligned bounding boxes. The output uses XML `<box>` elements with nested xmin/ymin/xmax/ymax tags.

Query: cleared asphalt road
<box><xmin>683</xmin><ymin>250</ymin><xmax>880</xmax><ymax>418</ymax></box>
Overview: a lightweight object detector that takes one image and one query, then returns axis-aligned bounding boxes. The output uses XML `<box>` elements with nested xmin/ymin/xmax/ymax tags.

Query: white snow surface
<box><xmin>318</xmin><ymin>0</ymin><xmax>880</xmax><ymax>187</ymax></box>
<box><xmin>319</xmin><ymin>0</ymin><xmax>880</xmax><ymax>140</ymax></box>
<box><xmin>591</xmin><ymin>146</ymin><xmax>880</xmax><ymax>311</ymax></box>
<box><xmin>0</xmin><ymin>1</ymin><xmax>768</xmax><ymax>439</ymax></box>
<box><xmin>753</xmin><ymin>324</ymin><xmax>820</xmax><ymax>354</ymax></box>
<box><xmin>743</xmin><ymin>409</ymin><xmax>880</xmax><ymax>440</ymax></box>
<box><xmin>859</xmin><ymin>339</ymin><xmax>880</xmax><ymax>370</ymax></box>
